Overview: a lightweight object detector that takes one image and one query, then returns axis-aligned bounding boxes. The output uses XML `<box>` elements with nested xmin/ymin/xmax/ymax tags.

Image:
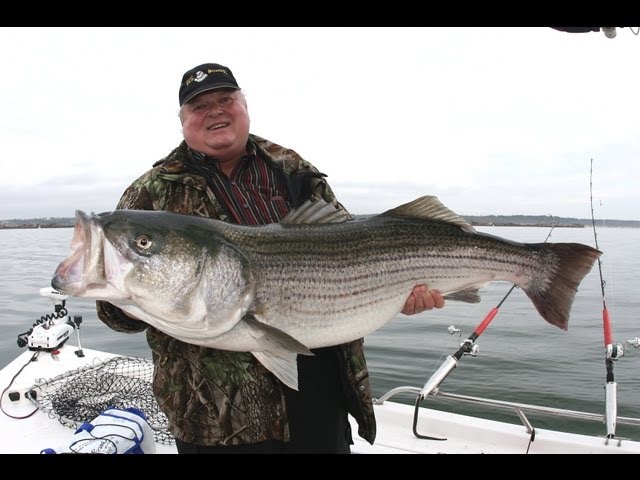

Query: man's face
<box><xmin>181</xmin><ymin>89</ymin><xmax>250</xmax><ymax>159</ymax></box>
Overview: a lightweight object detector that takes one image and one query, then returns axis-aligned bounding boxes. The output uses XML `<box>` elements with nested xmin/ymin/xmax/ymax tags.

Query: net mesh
<box><xmin>30</xmin><ymin>356</ymin><xmax>174</xmax><ymax>445</ymax></box>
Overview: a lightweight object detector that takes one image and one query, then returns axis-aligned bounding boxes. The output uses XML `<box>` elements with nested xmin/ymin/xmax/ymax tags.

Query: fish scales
<box><xmin>215</xmin><ymin>216</ymin><xmax>560</xmax><ymax>348</ymax></box>
<box><xmin>50</xmin><ymin>195</ymin><xmax>600</xmax><ymax>390</ymax></box>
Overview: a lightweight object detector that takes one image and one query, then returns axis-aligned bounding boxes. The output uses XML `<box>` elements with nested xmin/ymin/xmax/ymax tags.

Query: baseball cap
<box><xmin>179</xmin><ymin>63</ymin><xmax>240</xmax><ymax>106</ymax></box>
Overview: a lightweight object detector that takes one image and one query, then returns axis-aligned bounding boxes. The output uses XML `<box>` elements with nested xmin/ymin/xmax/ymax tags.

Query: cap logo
<box><xmin>184</xmin><ymin>68</ymin><xmax>230</xmax><ymax>87</ymax></box>
<box><xmin>184</xmin><ymin>71</ymin><xmax>206</xmax><ymax>87</ymax></box>
<box><xmin>194</xmin><ymin>71</ymin><xmax>208</xmax><ymax>83</ymax></box>
<box><xmin>206</xmin><ymin>68</ymin><xmax>228</xmax><ymax>75</ymax></box>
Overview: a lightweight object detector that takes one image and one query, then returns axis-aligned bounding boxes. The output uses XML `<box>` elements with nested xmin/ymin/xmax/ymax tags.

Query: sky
<box><xmin>1</xmin><ymin>26</ymin><xmax>639</xmax><ymax>221</ymax></box>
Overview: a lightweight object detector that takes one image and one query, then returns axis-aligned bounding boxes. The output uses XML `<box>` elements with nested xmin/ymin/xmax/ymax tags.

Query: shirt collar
<box><xmin>188</xmin><ymin>138</ymin><xmax>257</xmax><ymax>166</ymax></box>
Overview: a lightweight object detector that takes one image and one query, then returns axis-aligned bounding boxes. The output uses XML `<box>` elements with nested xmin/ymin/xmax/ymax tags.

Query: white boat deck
<box><xmin>351</xmin><ymin>400</ymin><xmax>639</xmax><ymax>454</ymax></box>
<box><xmin>2</xmin><ymin>344</ymin><xmax>639</xmax><ymax>454</ymax></box>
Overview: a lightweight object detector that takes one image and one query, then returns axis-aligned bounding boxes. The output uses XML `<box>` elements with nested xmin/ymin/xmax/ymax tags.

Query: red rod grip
<box><xmin>474</xmin><ymin>307</ymin><xmax>499</xmax><ymax>336</ymax></box>
<box><xmin>602</xmin><ymin>308</ymin><xmax>612</xmax><ymax>346</ymax></box>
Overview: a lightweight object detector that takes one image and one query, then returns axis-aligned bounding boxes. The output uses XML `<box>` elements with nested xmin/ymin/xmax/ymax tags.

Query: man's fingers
<box><xmin>401</xmin><ymin>294</ymin><xmax>416</xmax><ymax>315</ymax></box>
<box><xmin>431</xmin><ymin>289</ymin><xmax>445</xmax><ymax>309</ymax></box>
<box><xmin>402</xmin><ymin>285</ymin><xmax>445</xmax><ymax>315</ymax></box>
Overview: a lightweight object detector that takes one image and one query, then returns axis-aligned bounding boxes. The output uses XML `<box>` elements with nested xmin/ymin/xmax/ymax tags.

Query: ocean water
<box><xmin>1</xmin><ymin>225</ymin><xmax>639</xmax><ymax>439</ymax></box>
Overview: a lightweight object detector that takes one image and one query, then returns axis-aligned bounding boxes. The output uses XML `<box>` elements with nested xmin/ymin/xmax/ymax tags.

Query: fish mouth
<box><xmin>51</xmin><ymin>210</ymin><xmax>106</xmax><ymax>295</ymax></box>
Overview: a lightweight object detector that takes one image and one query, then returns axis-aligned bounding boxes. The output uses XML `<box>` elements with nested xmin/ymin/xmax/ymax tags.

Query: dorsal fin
<box><xmin>381</xmin><ymin>196</ymin><xmax>476</xmax><ymax>233</ymax></box>
<box><xmin>281</xmin><ymin>198</ymin><xmax>352</xmax><ymax>225</ymax></box>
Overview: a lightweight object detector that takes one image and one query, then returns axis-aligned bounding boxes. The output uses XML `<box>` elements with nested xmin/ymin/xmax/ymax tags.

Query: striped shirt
<box><xmin>190</xmin><ymin>146</ymin><xmax>292</xmax><ymax>225</ymax></box>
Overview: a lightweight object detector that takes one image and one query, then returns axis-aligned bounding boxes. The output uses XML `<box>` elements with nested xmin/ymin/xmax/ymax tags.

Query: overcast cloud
<box><xmin>1</xmin><ymin>27</ymin><xmax>638</xmax><ymax>220</ymax></box>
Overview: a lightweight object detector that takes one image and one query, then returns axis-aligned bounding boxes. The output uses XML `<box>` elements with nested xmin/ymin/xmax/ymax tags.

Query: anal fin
<box><xmin>443</xmin><ymin>288</ymin><xmax>482</xmax><ymax>303</ymax></box>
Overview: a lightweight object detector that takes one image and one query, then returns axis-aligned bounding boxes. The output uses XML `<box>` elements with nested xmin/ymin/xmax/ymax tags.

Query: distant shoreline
<box><xmin>2</xmin><ymin>219</ymin><xmax>638</xmax><ymax>229</ymax></box>
<box><xmin>472</xmin><ymin>223</ymin><xmax>585</xmax><ymax>228</ymax></box>
<box><xmin>0</xmin><ymin>225</ymin><xmax>74</xmax><ymax>230</ymax></box>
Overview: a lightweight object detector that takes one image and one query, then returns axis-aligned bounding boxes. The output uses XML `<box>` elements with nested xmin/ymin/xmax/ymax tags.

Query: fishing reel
<box><xmin>16</xmin><ymin>288</ymin><xmax>84</xmax><ymax>354</ymax></box>
<box><xmin>447</xmin><ymin>326</ymin><xmax>479</xmax><ymax>356</ymax></box>
<box><xmin>606</xmin><ymin>343</ymin><xmax>625</xmax><ymax>361</ymax></box>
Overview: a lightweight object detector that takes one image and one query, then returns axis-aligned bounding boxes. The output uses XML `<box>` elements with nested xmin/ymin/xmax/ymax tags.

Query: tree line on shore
<box><xmin>2</xmin><ymin>214</ymin><xmax>639</xmax><ymax>229</ymax></box>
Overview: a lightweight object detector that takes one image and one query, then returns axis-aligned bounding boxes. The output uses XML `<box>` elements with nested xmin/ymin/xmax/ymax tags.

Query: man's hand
<box><xmin>401</xmin><ymin>285</ymin><xmax>445</xmax><ymax>315</ymax></box>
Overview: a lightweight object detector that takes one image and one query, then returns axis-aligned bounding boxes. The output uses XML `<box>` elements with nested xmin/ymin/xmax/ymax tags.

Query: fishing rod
<box><xmin>413</xmin><ymin>226</ymin><xmax>556</xmax><ymax>441</ymax></box>
<box><xmin>412</xmin><ymin>285</ymin><xmax>517</xmax><ymax>440</ymax></box>
<box><xmin>590</xmin><ymin>158</ymin><xmax>624</xmax><ymax>440</ymax></box>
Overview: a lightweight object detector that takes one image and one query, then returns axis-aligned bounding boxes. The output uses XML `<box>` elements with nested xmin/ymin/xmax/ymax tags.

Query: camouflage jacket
<box><xmin>95</xmin><ymin>134</ymin><xmax>376</xmax><ymax>445</ymax></box>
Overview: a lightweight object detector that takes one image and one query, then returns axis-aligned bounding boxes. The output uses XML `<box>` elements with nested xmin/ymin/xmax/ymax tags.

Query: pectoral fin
<box><xmin>244</xmin><ymin>314</ymin><xmax>313</xmax><ymax>391</ymax></box>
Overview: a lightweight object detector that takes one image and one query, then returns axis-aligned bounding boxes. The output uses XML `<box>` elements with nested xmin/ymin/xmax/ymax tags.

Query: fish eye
<box><xmin>135</xmin><ymin>234</ymin><xmax>153</xmax><ymax>250</ymax></box>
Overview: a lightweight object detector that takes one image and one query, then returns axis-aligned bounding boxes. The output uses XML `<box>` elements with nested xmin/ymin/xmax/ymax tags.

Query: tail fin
<box><xmin>525</xmin><ymin>243</ymin><xmax>601</xmax><ymax>330</ymax></box>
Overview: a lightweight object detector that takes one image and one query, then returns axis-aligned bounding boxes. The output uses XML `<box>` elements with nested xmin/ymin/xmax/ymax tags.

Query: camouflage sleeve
<box><xmin>96</xmin><ymin>300</ymin><xmax>147</xmax><ymax>333</ymax></box>
<box><xmin>309</xmin><ymin>174</ymin><xmax>351</xmax><ymax>218</ymax></box>
<box><xmin>95</xmin><ymin>178</ymin><xmax>156</xmax><ymax>333</ymax></box>
<box><xmin>252</xmin><ymin>134</ymin><xmax>352</xmax><ymax>218</ymax></box>
<box><xmin>297</xmin><ymin>157</ymin><xmax>351</xmax><ymax>219</ymax></box>
<box><xmin>289</xmin><ymin>152</ymin><xmax>351</xmax><ymax>216</ymax></box>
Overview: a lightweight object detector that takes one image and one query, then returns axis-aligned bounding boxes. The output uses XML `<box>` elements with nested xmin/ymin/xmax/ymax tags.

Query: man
<box><xmin>96</xmin><ymin>63</ymin><xmax>445</xmax><ymax>453</ymax></box>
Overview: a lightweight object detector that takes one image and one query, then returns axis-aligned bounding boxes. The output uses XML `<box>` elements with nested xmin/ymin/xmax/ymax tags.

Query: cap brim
<box><xmin>181</xmin><ymin>84</ymin><xmax>240</xmax><ymax>106</ymax></box>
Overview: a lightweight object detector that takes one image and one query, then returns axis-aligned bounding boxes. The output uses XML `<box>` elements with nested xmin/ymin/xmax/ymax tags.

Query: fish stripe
<box><xmin>218</xmin><ymin>218</ymin><xmax>556</xmax><ymax>331</ymax></box>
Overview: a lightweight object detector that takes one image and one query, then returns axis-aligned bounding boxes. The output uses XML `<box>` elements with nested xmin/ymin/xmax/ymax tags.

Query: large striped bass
<box><xmin>51</xmin><ymin>196</ymin><xmax>600</xmax><ymax>390</ymax></box>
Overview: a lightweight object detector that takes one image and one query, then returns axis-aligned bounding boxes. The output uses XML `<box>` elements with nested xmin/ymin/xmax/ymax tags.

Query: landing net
<box><xmin>30</xmin><ymin>356</ymin><xmax>174</xmax><ymax>445</ymax></box>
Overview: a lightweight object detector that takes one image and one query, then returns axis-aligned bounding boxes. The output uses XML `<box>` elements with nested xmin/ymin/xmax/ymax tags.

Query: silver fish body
<box><xmin>51</xmin><ymin>196</ymin><xmax>600</xmax><ymax>390</ymax></box>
